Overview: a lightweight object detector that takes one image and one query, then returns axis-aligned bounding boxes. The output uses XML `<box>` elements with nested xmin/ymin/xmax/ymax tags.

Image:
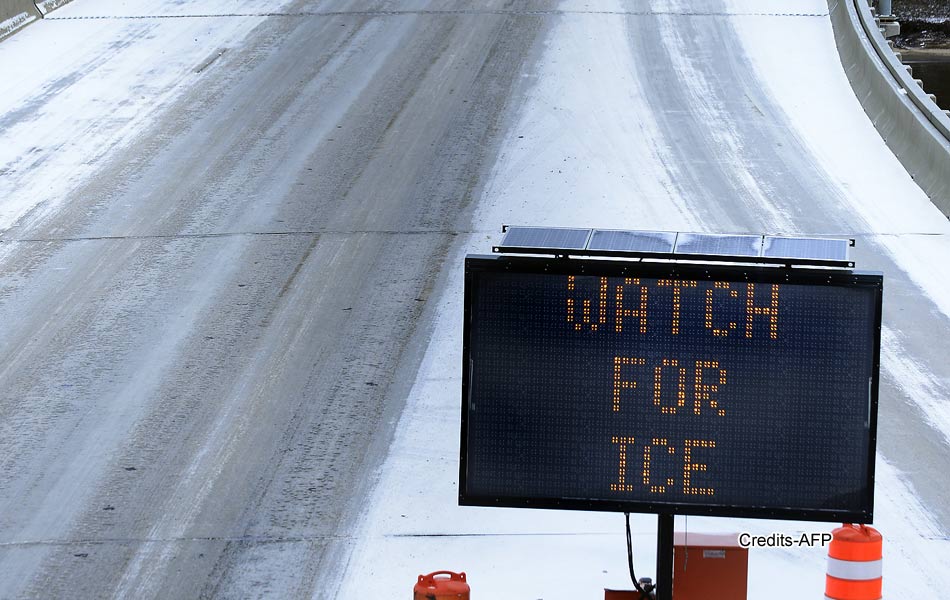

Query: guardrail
<box><xmin>858</xmin><ymin>1</ymin><xmax>950</xmax><ymax>140</ymax></box>
<box><xmin>827</xmin><ymin>0</ymin><xmax>950</xmax><ymax>217</ymax></box>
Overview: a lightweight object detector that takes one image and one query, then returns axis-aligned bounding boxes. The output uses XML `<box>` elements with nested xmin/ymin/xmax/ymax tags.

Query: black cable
<box><xmin>624</xmin><ymin>512</ymin><xmax>655</xmax><ymax>600</ymax></box>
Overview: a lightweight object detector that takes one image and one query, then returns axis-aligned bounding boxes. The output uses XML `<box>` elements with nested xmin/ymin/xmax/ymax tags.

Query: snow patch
<box><xmin>881</xmin><ymin>326</ymin><xmax>950</xmax><ymax>446</ymax></box>
<box><xmin>476</xmin><ymin>6</ymin><xmax>696</xmax><ymax>237</ymax></box>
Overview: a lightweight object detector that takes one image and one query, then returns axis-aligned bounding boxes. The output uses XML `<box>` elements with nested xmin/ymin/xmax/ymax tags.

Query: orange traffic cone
<box><xmin>825</xmin><ymin>524</ymin><xmax>882</xmax><ymax>600</ymax></box>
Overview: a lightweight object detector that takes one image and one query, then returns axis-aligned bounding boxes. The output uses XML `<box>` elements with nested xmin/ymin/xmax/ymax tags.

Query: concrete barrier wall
<box><xmin>35</xmin><ymin>0</ymin><xmax>73</xmax><ymax>16</ymax></box>
<box><xmin>0</xmin><ymin>0</ymin><xmax>76</xmax><ymax>41</ymax></box>
<box><xmin>0</xmin><ymin>0</ymin><xmax>40</xmax><ymax>41</ymax></box>
<box><xmin>827</xmin><ymin>0</ymin><xmax>950</xmax><ymax>217</ymax></box>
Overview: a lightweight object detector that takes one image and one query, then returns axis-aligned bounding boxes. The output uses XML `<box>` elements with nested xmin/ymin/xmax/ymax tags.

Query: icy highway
<box><xmin>1</xmin><ymin>0</ymin><xmax>949</xmax><ymax>598</ymax></box>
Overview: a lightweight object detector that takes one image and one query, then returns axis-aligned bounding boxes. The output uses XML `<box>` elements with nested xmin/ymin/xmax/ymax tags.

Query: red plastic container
<box><xmin>413</xmin><ymin>571</ymin><xmax>470</xmax><ymax>599</ymax></box>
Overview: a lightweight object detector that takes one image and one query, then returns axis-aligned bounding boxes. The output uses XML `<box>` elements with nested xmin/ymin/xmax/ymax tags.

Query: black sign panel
<box><xmin>460</xmin><ymin>255</ymin><xmax>882</xmax><ymax>522</ymax></box>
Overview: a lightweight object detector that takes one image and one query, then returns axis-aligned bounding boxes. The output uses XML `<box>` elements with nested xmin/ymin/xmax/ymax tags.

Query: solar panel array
<box><xmin>494</xmin><ymin>226</ymin><xmax>853</xmax><ymax>267</ymax></box>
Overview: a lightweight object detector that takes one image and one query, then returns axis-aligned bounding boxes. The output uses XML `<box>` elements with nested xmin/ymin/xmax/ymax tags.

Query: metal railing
<box><xmin>853</xmin><ymin>0</ymin><xmax>950</xmax><ymax>141</ymax></box>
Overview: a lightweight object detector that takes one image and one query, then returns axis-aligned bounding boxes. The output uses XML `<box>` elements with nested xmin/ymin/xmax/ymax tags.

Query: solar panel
<box><xmin>673</xmin><ymin>233</ymin><xmax>762</xmax><ymax>257</ymax></box>
<box><xmin>492</xmin><ymin>226</ymin><xmax>853</xmax><ymax>267</ymax></box>
<box><xmin>587</xmin><ymin>229</ymin><xmax>676</xmax><ymax>254</ymax></box>
<box><xmin>499</xmin><ymin>226</ymin><xmax>591</xmax><ymax>250</ymax></box>
<box><xmin>763</xmin><ymin>237</ymin><xmax>849</xmax><ymax>261</ymax></box>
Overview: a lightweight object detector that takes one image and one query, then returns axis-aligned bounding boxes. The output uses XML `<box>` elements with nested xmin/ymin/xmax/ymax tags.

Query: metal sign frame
<box><xmin>459</xmin><ymin>254</ymin><xmax>883</xmax><ymax>522</ymax></box>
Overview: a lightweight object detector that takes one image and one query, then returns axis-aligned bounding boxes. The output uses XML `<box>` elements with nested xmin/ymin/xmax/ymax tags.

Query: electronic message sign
<box><xmin>460</xmin><ymin>255</ymin><xmax>882</xmax><ymax>522</ymax></box>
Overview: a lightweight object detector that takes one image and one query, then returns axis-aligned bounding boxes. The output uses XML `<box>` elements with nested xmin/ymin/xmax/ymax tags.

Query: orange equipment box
<box><xmin>673</xmin><ymin>532</ymin><xmax>748</xmax><ymax>600</ymax></box>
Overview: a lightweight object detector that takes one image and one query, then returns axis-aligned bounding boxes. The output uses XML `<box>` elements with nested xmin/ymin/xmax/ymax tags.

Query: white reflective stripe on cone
<box><xmin>826</xmin><ymin>557</ymin><xmax>883</xmax><ymax>581</ymax></box>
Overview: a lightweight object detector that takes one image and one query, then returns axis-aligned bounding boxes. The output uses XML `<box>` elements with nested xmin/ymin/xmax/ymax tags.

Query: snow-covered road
<box><xmin>336</xmin><ymin>0</ymin><xmax>950</xmax><ymax>598</ymax></box>
<box><xmin>0</xmin><ymin>0</ymin><xmax>948</xmax><ymax>598</ymax></box>
<box><xmin>0</xmin><ymin>0</ymin><xmax>546</xmax><ymax>597</ymax></box>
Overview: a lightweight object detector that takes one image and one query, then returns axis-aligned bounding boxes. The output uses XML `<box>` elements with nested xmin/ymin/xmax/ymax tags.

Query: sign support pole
<box><xmin>656</xmin><ymin>513</ymin><xmax>674</xmax><ymax>600</ymax></box>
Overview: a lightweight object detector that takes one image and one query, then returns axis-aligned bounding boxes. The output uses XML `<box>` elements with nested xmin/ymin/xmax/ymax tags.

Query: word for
<box><xmin>610</xmin><ymin>437</ymin><xmax>716</xmax><ymax>496</ymax></box>
<box><xmin>613</xmin><ymin>357</ymin><xmax>727</xmax><ymax>416</ymax></box>
<box><xmin>566</xmin><ymin>276</ymin><xmax>779</xmax><ymax>338</ymax></box>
